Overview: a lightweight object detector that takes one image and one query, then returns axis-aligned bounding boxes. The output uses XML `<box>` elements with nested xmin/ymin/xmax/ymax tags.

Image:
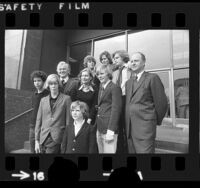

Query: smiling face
<box><xmin>81</xmin><ymin>70</ymin><xmax>91</xmax><ymax>85</ymax></box>
<box><xmin>129</xmin><ymin>53</ymin><xmax>145</xmax><ymax>74</ymax></box>
<box><xmin>57</xmin><ymin>63</ymin><xmax>70</xmax><ymax>79</ymax></box>
<box><xmin>97</xmin><ymin>68</ymin><xmax>109</xmax><ymax>85</ymax></box>
<box><xmin>101</xmin><ymin>55</ymin><xmax>110</xmax><ymax>65</ymax></box>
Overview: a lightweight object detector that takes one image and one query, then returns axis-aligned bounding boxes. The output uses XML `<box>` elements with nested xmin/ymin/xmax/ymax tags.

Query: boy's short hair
<box><xmin>96</xmin><ymin>64</ymin><xmax>113</xmax><ymax>80</ymax></box>
<box><xmin>70</xmin><ymin>101</ymin><xmax>89</xmax><ymax>119</ymax></box>
<box><xmin>83</xmin><ymin>55</ymin><xmax>96</xmax><ymax>68</ymax></box>
<box><xmin>112</xmin><ymin>50</ymin><xmax>130</xmax><ymax>63</ymax></box>
<box><xmin>30</xmin><ymin>70</ymin><xmax>47</xmax><ymax>82</ymax></box>
<box><xmin>99</xmin><ymin>51</ymin><xmax>113</xmax><ymax>65</ymax></box>
<box><xmin>44</xmin><ymin>74</ymin><xmax>62</xmax><ymax>90</ymax></box>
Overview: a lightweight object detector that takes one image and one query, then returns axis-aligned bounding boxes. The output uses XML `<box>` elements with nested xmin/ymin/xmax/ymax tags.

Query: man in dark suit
<box><xmin>125</xmin><ymin>52</ymin><xmax>168</xmax><ymax>153</ymax></box>
<box><xmin>57</xmin><ymin>61</ymin><xmax>78</xmax><ymax>97</ymax></box>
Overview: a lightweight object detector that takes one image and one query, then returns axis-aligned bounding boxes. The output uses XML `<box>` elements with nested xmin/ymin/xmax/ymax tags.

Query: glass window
<box><xmin>128</xmin><ymin>30</ymin><xmax>172</xmax><ymax>70</ymax></box>
<box><xmin>174</xmin><ymin>69</ymin><xmax>189</xmax><ymax>128</ymax></box>
<box><xmin>172</xmin><ymin>30</ymin><xmax>189</xmax><ymax>68</ymax></box>
<box><xmin>5</xmin><ymin>30</ymin><xmax>24</xmax><ymax>89</ymax></box>
<box><xmin>94</xmin><ymin>34</ymin><xmax>126</xmax><ymax>67</ymax></box>
<box><xmin>69</xmin><ymin>41</ymin><xmax>92</xmax><ymax>77</ymax></box>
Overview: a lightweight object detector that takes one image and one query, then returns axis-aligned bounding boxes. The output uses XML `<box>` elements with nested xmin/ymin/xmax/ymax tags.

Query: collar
<box><xmin>60</xmin><ymin>76</ymin><xmax>69</xmax><ymax>84</ymax></box>
<box><xmin>118</xmin><ymin>63</ymin><xmax>126</xmax><ymax>70</ymax></box>
<box><xmin>78</xmin><ymin>84</ymin><xmax>94</xmax><ymax>92</ymax></box>
<box><xmin>136</xmin><ymin>70</ymin><xmax>145</xmax><ymax>81</ymax></box>
<box><xmin>34</xmin><ymin>88</ymin><xmax>45</xmax><ymax>95</ymax></box>
<box><xmin>74</xmin><ymin>119</ymin><xmax>85</xmax><ymax>127</ymax></box>
<box><xmin>50</xmin><ymin>92</ymin><xmax>60</xmax><ymax>100</ymax></box>
<box><xmin>102</xmin><ymin>80</ymin><xmax>111</xmax><ymax>89</ymax></box>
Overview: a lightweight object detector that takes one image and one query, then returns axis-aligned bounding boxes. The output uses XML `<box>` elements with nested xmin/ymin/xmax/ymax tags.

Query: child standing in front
<box><xmin>29</xmin><ymin>71</ymin><xmax>49</xmax><ymax>153</ymax></box>
<box><xmin>61</xmin><ymin>101</ymin><xmax>98</xmax><ymax>153</ymax></box>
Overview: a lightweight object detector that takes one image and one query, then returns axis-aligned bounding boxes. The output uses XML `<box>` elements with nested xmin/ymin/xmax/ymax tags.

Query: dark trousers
<box><xmin>29</xmin><ymin>127</ymin><xmax>35</xmax><ymax>153</ymax></box>
<box><xmin>40</xmin><ymin>134</ymin><xmax>61</xmax><ymax>154</ymax></box>
<box><xmin>116</xmin><ymin>96</ymin><xmax>128</xmax><ymax>154</ymax></box>
<box><xmin>127</xmin><ymin>136</ymin><xmax>155</xmax><ymax>153</ymax></box>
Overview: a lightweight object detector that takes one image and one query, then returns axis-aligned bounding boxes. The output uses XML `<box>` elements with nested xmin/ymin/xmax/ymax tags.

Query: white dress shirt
<box><xmin>136</xmin><ymin>70</ymin><xmax>145</xmax><ymax>82</ymax></box>
<box><xmin>74</xmin><ymin>119</ymin><xmax>85</xmax><ymax>136</ymax></box>
<box><xmin>121</xmin><ymin>66</ymin><xmax>132</xmax><ymax>96</ymax></box>
<box><xmin>102</xmin><ymin>80</ymin><xmax>111</xmax><ymax>90</ymax></box>
<box><xmin>61</xmin><ymin>76</ymin><xmax>69</xmax><ymax>84</ymax></box>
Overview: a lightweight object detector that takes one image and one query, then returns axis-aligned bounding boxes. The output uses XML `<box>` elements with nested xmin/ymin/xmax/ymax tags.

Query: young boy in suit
<box><xmin>61</xmin><ymin>101</ymin><xmax>98</xmax><ymax>153</ymax></box>
<box><xmin>96</xmin><ymin>64</ymin><xmax>122</xmax><ymax>154</ymax></box>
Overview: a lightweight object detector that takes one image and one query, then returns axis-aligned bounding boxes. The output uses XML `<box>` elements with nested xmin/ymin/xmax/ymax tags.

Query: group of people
<box><xmin>29</xmin><ymin>50</ymin><xmax>168</xmax><ymax>154</ymax></box>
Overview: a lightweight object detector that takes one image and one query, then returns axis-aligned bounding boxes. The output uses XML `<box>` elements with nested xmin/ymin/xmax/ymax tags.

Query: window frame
<box><xmin>67</xmin><ymin>30</ymin><xmax>189</xmax><ymax>128</ymax></box>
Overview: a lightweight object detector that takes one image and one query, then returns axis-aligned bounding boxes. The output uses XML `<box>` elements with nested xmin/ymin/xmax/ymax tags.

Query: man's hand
<box><xmin>105</xmin><ymin>130</ymin><xmax>115</xmax><ymax>144</ymax></box>
<box><xmin>35</xmin><ymin>140</ymin><xmax>41</xmax><ymax>153</ymax></box>
<box><xmin>87</xmin><ymin>118</ymin><xmax>92</xmax><ymax>125</ymax></box>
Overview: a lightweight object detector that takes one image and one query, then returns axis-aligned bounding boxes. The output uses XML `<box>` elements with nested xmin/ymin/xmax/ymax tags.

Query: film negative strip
<box><xmin>0</xmin><ymin>1</ymin><xmax>199</xmax><ymax>182</ymax></box>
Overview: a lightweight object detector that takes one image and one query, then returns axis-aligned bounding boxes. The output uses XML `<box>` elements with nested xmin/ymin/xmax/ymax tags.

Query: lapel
<box><xmin>130</xmin><ymin>72</ymin><xmax>146</xmax><ymax>101</ymax></box>
<box><xmin>127</xmin><ymin>78</ymin><xmax>134</xmax><ymax>103</ymax></box>
<box><xmin>51</xmin><ymin>93</ymin><xmax>64</xmax><ymax>112</ymax></box>
<box><xmin>63</xmin><ymin>78</ymin><xmax>71</xmax><ymax>90</ymax></box>
<box><xmin>75</xmin><ymin>121</ymin><xmax>87</xmax><ymax>138</ymax></box>
<box><xmin>98</xmin><ymin>81</ymin><xmax>112</xmax><ymax>105</ymax></box>
<box><xmin>46</xmin><ymin>95</ymin><xmax>52</xmax><ymax>112</ymax></box>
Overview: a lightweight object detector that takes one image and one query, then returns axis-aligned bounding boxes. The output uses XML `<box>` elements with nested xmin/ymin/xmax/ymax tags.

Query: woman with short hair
<box><xmin>83</xmin><ymin>55</ymin><xmax>100</xmax><ymax>89</ymax></box>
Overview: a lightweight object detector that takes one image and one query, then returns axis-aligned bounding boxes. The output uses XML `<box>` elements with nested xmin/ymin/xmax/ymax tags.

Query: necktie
<box><xmin>132</xmin><ymin>74</ymin><xmax>138</xmax><ymax>82</ymax></box>
<box><xmin>117</xmin><ymin>67</ymin><xmax>124</xmax><ymax>87</ymax></box>
<box><xmin>99</xmin><ymin>86</ymin><xmax>104</xmax><ymax>99</ymax></box>
<box><xmin>61</xmin><ymin>79</ymin><xmax>65</xmax><ymax>85</ymax></box>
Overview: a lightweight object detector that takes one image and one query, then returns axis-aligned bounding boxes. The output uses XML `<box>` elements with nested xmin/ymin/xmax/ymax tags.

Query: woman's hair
<box><xmin>99</xmin><ymin>51</ymin><xmax>113</xmax><ymax>65</ymax></box>
<box><xmin>78</xmin><ymin>68</ymin><xmax>94</xmax><ymax>86</ymax></box>
<box><xmin>96</xmin><ymin>64</ymin><xmax>113</xmax><ymax>80</ymax></box>
<box><xmin>30</xmin><ymin>70</ymin><xmax>47</xmax><ymax>82</ymax></box>
<box><xmin>44</xmin><ymin>74</ymin><xmax>62</xmax><ymax>90</ymax></box>
<box><xmin>112</xmin><ymin>50</ymin><xmax>130</xmax><ymax>63</ymax></box>
<box><xmin>70</xmin><ymin>100</ymin><xmax>89</xmax><ymax>119</ymax></box>
<box><xmin>83</xmin><ymin>55</ymin><xmax>96</xmax><ymax>68</ymax></box>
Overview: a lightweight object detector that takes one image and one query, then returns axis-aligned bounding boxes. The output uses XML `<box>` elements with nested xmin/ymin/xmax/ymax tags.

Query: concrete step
<box><xmin>10</xmin><ymin>149</ymin><xmax>30</xmax><ymax>153</ymax></box>
<box><xmin>155</xmin><ymin>148</ymin><xmax>181</xmax><ymax>154</ymax></box>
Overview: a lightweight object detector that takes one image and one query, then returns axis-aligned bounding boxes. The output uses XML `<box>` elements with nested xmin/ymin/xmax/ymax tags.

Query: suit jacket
<box><xmin>125</xmin><ymin>71</ymin><xmax>168</xmax><ymax>140</ymax></box>
<box><xmin>35</xmin><ymin>93</ymin><xmax>72</xmax><ymax>145</ymax></box>
<box><xmin>61</xmin><ymin>121</ymin><xmax>98</xmax><ymax>153</ymax></box>
<box><xmin>61</xmin><ymin>77</ymin><xmax>79</xmax><ymax>98</ymax></box>
<box><xmin>96</xmin><ymin>81</ymin><xmax>122</xmax><ymax>134</ymax></box>
<box><xmin>112</xmin><ymin>66</ymin><xmax>132</xmax><ymax>88</ymax></box>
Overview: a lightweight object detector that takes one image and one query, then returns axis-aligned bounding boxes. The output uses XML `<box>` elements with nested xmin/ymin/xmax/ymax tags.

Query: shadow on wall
<box><xmin>5</xmin><ymin>88</ymin><xmax>32</xmax><ymax>152</ymax></box>
<box><xmin>5</xmin><ymin>111</ymin><xmax>32</xmax><ymax>152</ymax></box>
